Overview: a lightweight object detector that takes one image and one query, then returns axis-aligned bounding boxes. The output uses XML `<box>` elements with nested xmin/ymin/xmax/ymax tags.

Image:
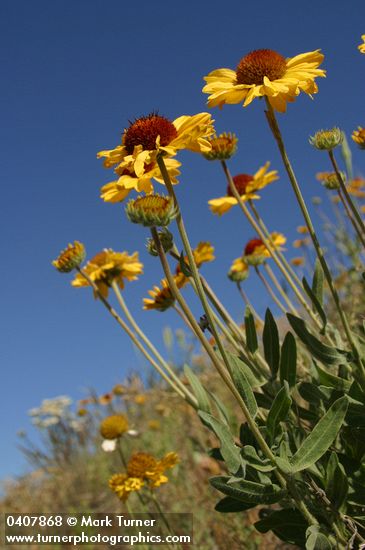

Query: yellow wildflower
<box><xmin>52</xmin><ymin>241</ymin><xmax>86</xmax><ymax>273</ymax></box>
<box><xmin>143</xmin><ymin>273</ymin><xmax>186</xmax><ymax>312</ymax></box>
<box><xmin>347</xmin><ymin>177</ymin><xmax>365</xmax><ymax>198</ymax></box>
<box><xmin>100</xmin><ymin>414</ymin><xmax>128</xmax><ymax>440</ymax></box>
<box><xmin>208</xmin><ymin>163</ymin><xmax>278</xmax><ymax>215</ymax></box>
<box><xmin>228</xmin><ymin>257</ymin><xmax>249</xmax><ymax>282</ymax></box>
<box><xmin>100</xmin><ymin>157</ymin><xmax>181</xmax><ymax>203</ymax></box>
<box><xmin>352</xmin><ymin>127</ymin><xmax>365</xmax><ymax>150</ymax></box>
<box><xmin>72</xmin><ymin>249</ymin><xmax>143</xmax><ymax>298</ymax></box>
<box><xmin>203</xmin><ymin>132</ymin><xmax>238</xmax><ymax>160</ymax></box>
<box><xmin>243</xmin><ymin>233</ymin><xmax>286</xmax><ymax>265</ymax></box>
<box><xmin>203</xmin><ymin>49</ymin><xmax>325</xmax><ymax>113</ymax></box>
<box><xmin>109</xmin><ymin>473</ymin><xmax>144</xmax><ymax>501</ymax></box>
<box><xmin>296</xmin><ymin>225</ymin><xmax>309</xmax><ymax>234</ymax></box>
<box><xmin>98</xmin><ymin>112</ymin><xmax>214</xmax><ymax>201</ymax></box>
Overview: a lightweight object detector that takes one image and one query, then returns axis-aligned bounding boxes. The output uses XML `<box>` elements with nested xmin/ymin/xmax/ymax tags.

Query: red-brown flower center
<box><xmin>244</xmin><ymin>238</ymin><xmax>264</xmax><ymax>256</ymax></box>
<box><xmin>227</xmin><ymin>174</ymin><xmax>254</xmax><ymax>197</ymax></box>
<box><xmin>124</xmin><ymin>114</ymin><xmax>178</xmax><ymax>154</ymax></box>
<box><xmin>236</xmin><ymin>49</ymin><xmax>287</xmax><ymax>85</ymax></box>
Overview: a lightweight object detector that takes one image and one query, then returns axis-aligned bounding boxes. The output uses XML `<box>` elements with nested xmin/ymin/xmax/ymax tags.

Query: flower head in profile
<box><xmin>98</xmin><ymin>112</ymin><xmax>215</xmax><ymax>202</ymax></box>
<box><xmin>125</xmin><ymin>194</ymin><xmax>177</xmax><ymax>227</ymax></box>
<box><xmin>143</xmin><ymin>273</ymin><xmax>186</xmax><ymax>312</ymax></box>
<box><xmin>352</xmin><ymin>127</ymin><xmax>365</xmax><ymax>150</ymax></box>
<box><xmin>100</xmin><ymin>414</ymin><xmax>129</xmax><ymax>440</ymax></box>
<box><xmin>203</xmin><ymin>132</ymin><xmax>238</xmax><ymax>160</ymax></box>
<box><xmin>72</xmin><ymin>249</ymin><xmax>143</xmax><ymax>298</ymax></box>
<box><xmin>203</xmin><ymin>49</ymin><xmax>325</xmax><ymax>113</ymax></box>
<box><xmin>316</xmin><ymin>171</ymin><xmax>342</xmax><ymax>190</ymax></box>
<box><xmin>52</xmin><ymin>241</ymin><xmax>86</xmax><ymax>273</ymax></box>
<box><xmin>208</xmin><ymin>162</ymin><xmax>278</xmax><ymax>215</ymax></box>
<box><xmin>358</xmin><ymin>35</ymin><xmax>365</xmax><ymax>54</ymax></box>
<box><xmin>228</xmin><ymin>257</ymin><xmax>249</xmax><ymax>282</ymax></box>
<box><xmin>309</xmin><ymin>128</ymin><xmax>343</xmax><ymax>151</ymax></box>
<box><xmin>243</xmin><ymin>233</ymin><xmax>286</xmax><ymax>265</ymax></box>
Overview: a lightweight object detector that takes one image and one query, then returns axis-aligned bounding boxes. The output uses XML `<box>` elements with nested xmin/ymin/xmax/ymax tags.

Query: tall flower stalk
<box><xmin>264</xmin><ymin>99</ymin><xmax>365</xmax><ymax>386</ymax></box>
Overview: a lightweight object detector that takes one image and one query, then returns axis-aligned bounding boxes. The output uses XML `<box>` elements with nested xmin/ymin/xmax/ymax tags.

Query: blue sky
<box><xmin>1</xmin><ymin>0</ymin><xmax>364</xmax><ymax>479</ymax></box>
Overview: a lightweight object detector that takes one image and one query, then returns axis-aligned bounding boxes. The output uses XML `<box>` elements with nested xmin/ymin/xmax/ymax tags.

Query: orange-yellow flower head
<box><xmin>71</xmin><ymin>249</ymin><xmax>143</xmax><ymax>299</ymax></box>
<box><xmin>208</xmin><ymin>162</ymin><xmax>278</xmax><ymax>215</ymax></box>
<box><xmin>203</xmin><ymin>49</ymin><xmax>325</xmax><ymax>113</ymax></box>
<box><xmin>228</xmin><ymin>257</ymin><xmax>249</xmax><ymax>282</ymax></box>
<box><xmin>52</xmin><ymin>241</ymin><xmax>86</xmax><ymax>273</ymax></box>
<box><xmin>98</xmin><ymin>112</ymin><xmax>214</xmax><ymax>203</ymax></box>
<box><xmin>100</xmin><ymin>414</ymin><xmax>129</xmax><ymax>440</ymax></box>
<box><xmin>124</xmin><ymin>114</ymin><xmax>178</xmax><ymax>154</ymax></box>
<box><xmin>243</xmin><ymin>233</ymin><xmax>286</xmax><ymax>266</ymax></box>
<box><xmin>109</xmin><ymin>473</ymin><xmax>144</xmax><ymax>501</ymax></box>
<box><xmin>143</xmin><ymin>273</ymin><xmax>186</xmax><ymax>312</ymax></box>
<box><xmin>203</xmin><ymin>132</ymin><xmax>238</xmax><ymax>160</ymax></box>
<box><xmin>125</xmin><ymin>194</ymin><xmax>177</xmax><ymax>227</ymax></box>
<box><xmin>358</xmin><ymin>35</ymin><xmax>365</xmax><ymax>54</ymax></box>
<box><xmin>352</xmin><ymin>127</ymin><xmax>365</xmax><ymax>150</ymax></box>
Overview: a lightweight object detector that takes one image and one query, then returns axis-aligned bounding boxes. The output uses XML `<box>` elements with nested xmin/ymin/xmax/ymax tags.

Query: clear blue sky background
<box><xmin>1</xmin><ymin>0</ymin><xmax>364</xmax><ymax>479</ymax></box>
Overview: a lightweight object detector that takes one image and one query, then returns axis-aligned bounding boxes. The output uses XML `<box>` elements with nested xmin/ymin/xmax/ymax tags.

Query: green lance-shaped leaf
<box><xmin>288</xmin><ymin>396</ymin><xmax>348</xmax><ymax>473</ymax></box>
<box><xmin>263</xmin><ymin>309</ymin><xmax>280</xmax><ymax>377</ymax></box>
<box><xmin>287</xmin><ymin>314</ymin><xmax>346</xmax><ymax>366</ymax></box>
<box><xmin>254</xmin><ymin>509</ymin><xmax>307</xmax><ymax>547</ymax></box>
<box><xmin>184</xmin><ymin>365</ymin><xmax>211</xmax><ymax>413</ymax></box>
<box><xmin>267</xmin><ymin>381</ymin><xmax>292</xmax><ymax>439</ymax></box>
<box><xmin>198</xmin><ymin>411</ymin><xmax>241</xmax><ymax>474</ymax></box>
<box><xmin>312</xmin><ymin>259</ymin><xmax>324</xmax><ymax>307</ymax></box>
<box><xmin>302</xmin><ymin>276</ymin><xmax>327</xmax><ymax>331</ymax></box>
<box><xmin>245</xmin><ymin>306</ymin><xmax>258</xmax><ymax>353</ymax></box>
<box><xmin>241</xmin><ymin>446</ymin><xmax>275</xmax><ymax>472</ymax></box>
<box><xmin>325</xmin><ymin>452</ymin><xmax>348</xmax><ymax>511</ymax></box>
<box><xmin>306</xmin><ymin>526</ymin><xmax>332</xmax><ymax>550</ymax></box>
<box><xmin>214</xmin><ymin>496</ymin><xmax>254</xmax><ymax>513</ymax></box>
<box><xmin>229</xmin><ymin>356</ymin><xmax>258</xmax><ymax>419</ymax></box>
<box><xmin>341</xmin><ymin>131</ymin><xmax>353</xmax><ymax>180</ymax></box>
<box><xmin>208</xmin><ymin>391</ymin><xmax>230</xmax><ymax>426</ymax></box>
<box><xmin>225</xmin><ymin>350</ymin><xmax>265</xmax><ymax>388</ymax></box>
<box><xmin>210</xmin><ymin>475</ymin><xmax>286</xmax><ymax>504</ymax></box>
<box><xmin>279</xmin><ymin>331</ymin><xmax>297</xmax><ymax>387</ymax></box>
<box><xmin>314</xmin><ymin>362</ymin><xmax>352</xmax><ymax>392</ymax></box>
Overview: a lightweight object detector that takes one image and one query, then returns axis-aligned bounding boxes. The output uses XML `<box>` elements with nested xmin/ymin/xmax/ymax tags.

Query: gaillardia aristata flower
<box><xmin>125</xmin><ymin>194</ymin><xmax>177</xmax><ymax>227</ymax></box>
<box><xmin>100</xmin><ymin>157</ymin><xmax>181</xmax><ymax>203</ymax></box>
<box><xmin>309</xmin><ymin>128</ymin><xmax>343</xmax><ymax>151</ymax></box>
<box><xmin>203</xmin><ymin>49</ymin><xmax>325</xmax><ymax>113</ymax></box>
<box><xmin>243</xmin><ymin>233</ymin><xmax>286</xmax><ymax>266</ymax></box>
<box><xmin>208</xmin><ymin>163</ymin><xmax>278</xmax><ymax>215</ymax></box>
<box><xmin>72</xmin><ymin>249</ymin><xmax>143</xmax><ymax>298</ymax></box>
<box><xmin>143</xmin><ymin>273</ymin><xmax>186</xmax><ymax>312</ymax></box>
<box><xmin>100</xmin><ymin>414</ymin><xmax>128</xmax><ymax>440</ymax></box>
<box><xmin>52</xmin><ymin>241</ymin><xmax>86</xmax><ymax>273</ymax></box>
<box><xmin>203</xmin><ymin>132</ymin><xmax>238</xmax><ymax>160</ymax></box>
<box><xmin>109</xmin><ymin>474</ymin><xmax>144</xmax><ymax>501</ymax></box>
<box><xmin>228</xmin><ymin>257</ymin><xmax>249</xmax><ymax>282</ymax></box>
<box><xmin>316</xmin><ymin>171</ymin><xmax>343</xmax><ymax>190</ymax></box>
<box><xmin>352</xmin><ymin>127</ymin><xmax>365</xmax><ymax>150</ymax></box>
<box><xmin>358</xmin><ymin>35</ymin><xmax>365</xmax><ymax>54</ymax></box>
<box><xmin>98</xmin><ymin>112</ymin><xmax>215</xmax><ymax>202</ymax></box>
